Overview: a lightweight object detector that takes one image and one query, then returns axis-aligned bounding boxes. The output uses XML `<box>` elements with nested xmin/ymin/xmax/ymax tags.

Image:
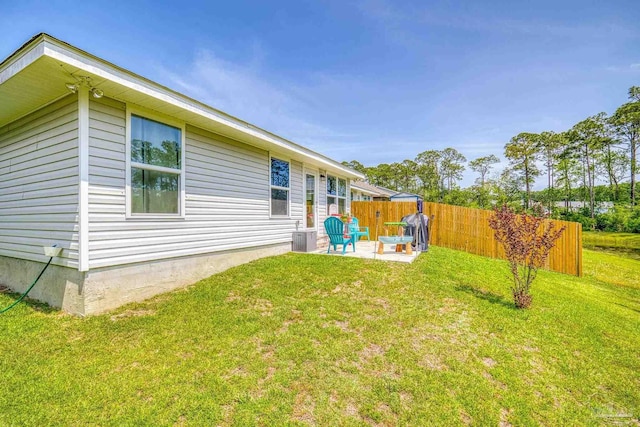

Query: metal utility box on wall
<box><xmin>292</xmin><ymin>231</ymin><xmax>317</xmax><ymax>252</ymax></box>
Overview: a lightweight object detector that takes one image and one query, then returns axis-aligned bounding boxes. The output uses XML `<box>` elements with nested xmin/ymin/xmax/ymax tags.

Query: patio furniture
<box><xmin>377</xmin><ymin>235</ymin><xmax>414</xmax><ymax>255</ymax></box>
<box><xmin>380</xmin><ymin>221</ymin><xmax>413</xmax><ymax>254</ymax></box>
<box><xmin>383</xmin><ymin>221</ymin><xmax>407</xmax><ymax>236</ymax></box>
<box><xmin>324</xmin><ymin>216</ymin><xmax>355</xmax><ymax>255</ymax></box>
<box><xmin>348</xmin><ymin>217</ymin><xmax>370</xmax><ymax>241</ymax></box>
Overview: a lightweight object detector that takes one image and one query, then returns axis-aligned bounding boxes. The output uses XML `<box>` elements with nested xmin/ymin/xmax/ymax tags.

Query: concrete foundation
<box><xmin>0</xmin><ymin>257</ymin><xmax>86</xmax><ymax>314</ymax></box>
<box><xmin>316</xmin><ymin>235</ymin><xmax>329</xmax><ymax>249</ymax></box>
<box><xmin>0</xmin><ymin>243</ymin><xmax>290</xmax><ymax>316</ymax></box>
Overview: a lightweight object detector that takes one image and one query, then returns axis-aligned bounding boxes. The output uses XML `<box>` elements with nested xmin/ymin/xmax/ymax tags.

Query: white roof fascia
<box><xmin>0</xmin><ymin>38</ymin><xmax>45</xmax><ymax>85</ymax></box>
<box><xmin>19</xmin><ymin>34</ymin><xmax>363</xmax><ymax>180</ymax></box>
<box><xmin>350</xmin><ymin>185</ymin><xmax>378</xmax><ymax>195</ymax></box>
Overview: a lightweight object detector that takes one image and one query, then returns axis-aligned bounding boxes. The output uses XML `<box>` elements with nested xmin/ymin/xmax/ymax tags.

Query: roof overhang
<box><xmin>350</xmin><ymin>180</ymin><xmax>395</xmax><ymax>196</ymax></box>
<box><xmin>350</xmin><ymin>185</ymin><xmax>379</xmax><ymax>195</ymax></box>
<box><xmin>0</xmin><ymin>33</ymin><xmax>364</xmax><ymax>180</ymax></box>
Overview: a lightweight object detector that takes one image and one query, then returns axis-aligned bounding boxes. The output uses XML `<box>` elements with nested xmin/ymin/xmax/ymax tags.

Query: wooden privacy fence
<box><xmin>351</xmin><ymin>201</ymin><xmax>583</xmax><ymax>276</ymax></box>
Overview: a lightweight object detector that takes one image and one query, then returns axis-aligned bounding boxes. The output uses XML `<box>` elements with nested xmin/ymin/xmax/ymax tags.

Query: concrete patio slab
<box><xmin>313</xmin><ymin>240</ymin><xmax>421</xmax><ymax>263</ymax></box>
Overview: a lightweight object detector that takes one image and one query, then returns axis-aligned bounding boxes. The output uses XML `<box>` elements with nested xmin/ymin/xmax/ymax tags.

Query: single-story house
<box><xmin>350</xmin><ymin>180</ymin><xmax>396</xmax><ymax>201</ymax></box>
<box><xmin>389</xmin><ymin>192</ymin><xmax>423</xmax><ymax>202</ymax></box>
<box><xmin>0</xmin><ymin>33</ymin><xmax>364</xmax><ymax>315</ymax></box>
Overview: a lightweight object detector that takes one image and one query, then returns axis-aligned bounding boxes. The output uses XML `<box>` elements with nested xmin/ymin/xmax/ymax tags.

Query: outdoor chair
<box><xmin>348</xmin><ymin>217</ymin><xmax>370</xmax><ymax>241</ymax></box>
<box><xmin>324</xmin><ymin>216</ymin><xmax>356</xmax><ymax>255</ymax></box>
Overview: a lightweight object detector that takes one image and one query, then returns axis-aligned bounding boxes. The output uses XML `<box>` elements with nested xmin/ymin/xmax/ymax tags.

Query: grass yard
<box><xmin>0</xmin><ymin>246</ymin><xmax>638</xmax><ymax>426</ymax></box>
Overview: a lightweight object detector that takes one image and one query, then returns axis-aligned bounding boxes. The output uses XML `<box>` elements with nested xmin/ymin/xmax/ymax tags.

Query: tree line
<box><xmin>343</xmin><ymin>86</ymin><xmax>640</xmax><ymax>232</ymax></box>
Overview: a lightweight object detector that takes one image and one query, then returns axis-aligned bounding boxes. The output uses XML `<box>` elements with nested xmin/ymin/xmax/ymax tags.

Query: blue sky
<box><xmin>2</xmin><ymin>0</ymin><xmax>639</xmax><ymax>186</ymax></box>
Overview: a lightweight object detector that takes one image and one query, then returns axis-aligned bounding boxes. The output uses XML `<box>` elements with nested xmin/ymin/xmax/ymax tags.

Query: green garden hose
<box><xmin>0</xmin><ymin>255</ymin><xmax>53</xmax><ymax>314</ymax></box>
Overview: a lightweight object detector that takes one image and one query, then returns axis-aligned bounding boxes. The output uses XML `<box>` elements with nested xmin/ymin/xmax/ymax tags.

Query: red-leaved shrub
<box><xmin>488</xmin><ymin>205</ymin><xmax>566</xmax><ymax>308</ymax></box>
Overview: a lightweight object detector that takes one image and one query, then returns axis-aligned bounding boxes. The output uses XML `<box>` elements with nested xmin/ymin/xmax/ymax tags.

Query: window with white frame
<box><xmin>327</xmin><ymin>175</ymin><xmax>347</xmax><ymax>214</ymax></box>
<box><xmin>270</xmin><ymin>157</ymin><xmax>290</xmax><ymax>216</ymax></box>
<box><xmin>129</xmin><ymin>114</ymin><xmax>183</xmax><ymax>215</ymax></box>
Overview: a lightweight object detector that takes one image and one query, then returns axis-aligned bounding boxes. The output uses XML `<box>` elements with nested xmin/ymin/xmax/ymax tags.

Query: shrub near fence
<box><xmin>351</xmin><ymin>201</ymin><xmax>583</xmax><ymax>276</ymax></box>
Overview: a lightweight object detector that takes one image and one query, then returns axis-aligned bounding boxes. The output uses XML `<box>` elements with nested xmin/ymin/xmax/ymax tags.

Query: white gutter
<box><xmin>351</xmin><ymin>186</ymin><xmax>379</xmax><ymax>195</ymax></box>
<box><xmin>0</xmin><ymin>37</ymin><xmax>44</xmax><ymax>85</ymax></box>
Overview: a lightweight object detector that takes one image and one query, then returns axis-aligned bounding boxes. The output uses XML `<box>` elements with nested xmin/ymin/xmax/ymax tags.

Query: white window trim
<box><xmin>125</xmin><ymin>105</ymin><xmax>186</xmax><ymax>219</ymax></box>
<box><xmin>326</xmin><ymin>175</ymin><xmax>348</xmax><ymax>214</ymax></box>
<box><xmin>269</xmin><ymin>154</ymin><xmax>291</xmax><ymax>218</ymax></box>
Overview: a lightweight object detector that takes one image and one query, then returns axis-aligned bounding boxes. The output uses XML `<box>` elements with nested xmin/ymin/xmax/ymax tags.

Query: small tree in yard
<box><xmin>488</xmin><ymin>205</ymin><xmax>566</xmax><ymax>308</ymax></box>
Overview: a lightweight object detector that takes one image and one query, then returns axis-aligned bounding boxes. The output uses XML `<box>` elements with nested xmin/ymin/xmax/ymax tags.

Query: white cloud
<box><xmin>162</xmin><ymin>49</ymin><xmax>292</xmax><ymax>122</ymax></box>
<box><xmin>355</xmin><ymin>0</ymin><xmax>639</xmax><ymax>45</ymax></box>
<box><xmin>605</xmin><ymin>63</ymin><xmax>640</xmax><ymax>73</ymax></box>
<box><xmin>156</xmin><ymin>48</ymin><xmax>356</xmax><ymax>154</ymax></box>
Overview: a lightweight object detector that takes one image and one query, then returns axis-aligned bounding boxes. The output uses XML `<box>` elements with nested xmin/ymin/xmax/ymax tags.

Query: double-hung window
<box><xmin>129</xmin><ymin>114</ymin><xmax>184</xmax><ymax>216</ymax></box>
<box><xmin>270</xmin><ymin>156</ymin><xmax>290</xmax><ymax>217</ymax></box>
<box><xmin>327</xmin><ymin>175</ymin><xmax>347</xmax><ymax>214</ymax></box>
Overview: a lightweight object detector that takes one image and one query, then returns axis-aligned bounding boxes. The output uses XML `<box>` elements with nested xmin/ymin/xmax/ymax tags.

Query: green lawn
<box><xmin>1</xmin><ymin>247</ymin><xmax>638</xmax><ymax>426</ymax></box>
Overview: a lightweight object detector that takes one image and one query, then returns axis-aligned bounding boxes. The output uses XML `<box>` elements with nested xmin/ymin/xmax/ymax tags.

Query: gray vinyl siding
<box><xmin>290</xmin><ymin>160</ymin><xmax>303</xmax><ymax>221</ymax></box>
<box><xmin>87</xmin><ymin>97</ymin><xmax>304</xmax><ymax>268</ymax></box>
<box><xmin>0</xmin><ymin>95</ymin><xmax>79</xmax><ymax>267</ymax></box>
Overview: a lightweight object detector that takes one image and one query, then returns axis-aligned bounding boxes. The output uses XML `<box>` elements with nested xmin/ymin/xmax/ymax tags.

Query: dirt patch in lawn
<box><xmin>291</xmin><ymin>385</ymin><xmax>316</xmax><ymax>425</ymax></box>
<box><xmin>110</xmin><ymin>309</ymin><xmax>156</xmax><ymax>321</ymax></box>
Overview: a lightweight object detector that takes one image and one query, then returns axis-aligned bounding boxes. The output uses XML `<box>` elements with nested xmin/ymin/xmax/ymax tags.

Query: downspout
<box><xmin>78</xmin><ymin>86</ymin><xmax>90</xmax><ymax>272</ymax></box>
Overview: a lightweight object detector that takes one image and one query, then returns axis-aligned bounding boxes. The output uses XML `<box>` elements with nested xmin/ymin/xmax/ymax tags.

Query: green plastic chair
<box><xmin>348</xmin><ymin>217</ymin><xmax>370</xmax><ymax>241</ymax></box>
<box><xmin>324</xmin><ymin>216</ymin><xmax>355</xmax><ymax>255</ymax></box>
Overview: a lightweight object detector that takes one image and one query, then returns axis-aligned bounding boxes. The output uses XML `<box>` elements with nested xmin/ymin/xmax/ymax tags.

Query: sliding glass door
<box><xmin>304</xmin><ymin>171</ymin><xmax>317</xmax><ymax>229</ymax></box>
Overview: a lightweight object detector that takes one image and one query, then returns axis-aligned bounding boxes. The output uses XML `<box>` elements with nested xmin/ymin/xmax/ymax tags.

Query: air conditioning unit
<box><xmin>292</xmin><ymin>230</ymin><xmax>317</xmax><ymax>252</ymax></box>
